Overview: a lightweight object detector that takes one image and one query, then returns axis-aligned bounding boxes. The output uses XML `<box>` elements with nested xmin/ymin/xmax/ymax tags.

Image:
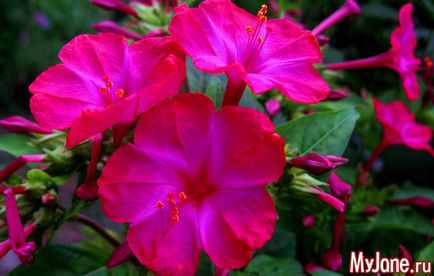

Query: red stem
<box><xmin>73</xmin><ymin>214</ymin><xmax>119</xmax><ymax>248</ymax></box>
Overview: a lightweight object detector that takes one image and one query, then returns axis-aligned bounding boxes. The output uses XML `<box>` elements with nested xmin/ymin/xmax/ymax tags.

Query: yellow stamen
<box><xmin>116</xmin><ymin>88</ymin><xmax>125</xmax><ymax>98</ymax></box>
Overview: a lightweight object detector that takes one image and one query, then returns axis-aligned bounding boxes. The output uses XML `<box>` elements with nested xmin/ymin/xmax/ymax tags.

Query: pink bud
<box><xmin>91</xmin><ymin>0</ymin><xmax>139</xmax><ymax>17</ymax></box>
<box><xmin>265</xmin><ymin>99</ymin><xmax>280</xmax><ymax>116</ymax></box>
<box><xmin>0</xmin><ymin>116</ymin><xmax>51</xmax><ymax>134</ymax></box>
<box><xmin>290</xmin><ymin>153</ymin><xmax>348</xmax><ymax>175</ymax></box>
<box><xmin>215</xmin><ymin>267</ymin><xmax>230</xmax><ymax>276</ymax></box>
<box><xmin>304</xmin><ymin>262</ymin><xmax>323</xmax><ymax>273</ymax></box>
<box><xmin>316</xmin><ymin>34</ymin><xmax>330</xmax><ymax>46</ymax></box>
<box><xmin>0</xmin><ymin>223</ymin><xmax>36</xmax><ymax>260</ymax></box>
<box><xmin>328</xmin><ymin>172</ymin><xmax>352</xmax><ymax>202</ymax></box>
<box><xmin>309</xmin><ymin>186</ymin><xmax>345</xmax><ymax>213</ymax></box>
<box><xmin>361</xmin><ymin>205</ymin><xmax>380</xmax><ymax>216</ymax></box>
<box><xmin>41</xmin><ymin>193</ymin><xmax>57</xmax><ymax>204</ymax></box>
<box><xmin>390</xmin><ymin>196</ymin><xmax>434</xmax><ymax>209</ymax></box>
<box><xmin>326</xmin><ymin>89</ymin><xmax>350</xmax><ymax>101</ymax></box>
<box><xmin>398</xmin><ymin>245</ymin><xmax>413</xmax><ymax>264</ymax></box>
<box><xmin>321</xmin><ymin>250</ymin><xmax>342</xmax><ymax>271</ymax></box>
<box><xmin>143</xmin><ymin>29</ymin><xmax>167</xmax><ymax>38</ymax></box>
<box><xmin>92</xmin><ymin>21</ymin><xmax>143</xmax><ymax>41</ymax></box>
<box><xmin>107</xmin><ymin>242</ymin><xmax>133</xmax><ymax>268</ymax></box>
<box><xmin>303</xmin><ymin>215</ymin><xmax>316</xmax><ymax>228</ymax></box>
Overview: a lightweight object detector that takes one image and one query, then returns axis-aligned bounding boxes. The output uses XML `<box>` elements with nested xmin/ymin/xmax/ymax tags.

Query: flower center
<box><xmin>243</xmin><ymin>4</ymin><xmax>272</xmax><ymax>70</ymax></box>
<box><xmin>99</xmin><ymin>76</ymin><xmax>126</xmax><ymax>104</ymax></box>
<box><xmin>156</xmin><ymin>191</ymin><xmax>188</xmax><ymax>223</ymax></box>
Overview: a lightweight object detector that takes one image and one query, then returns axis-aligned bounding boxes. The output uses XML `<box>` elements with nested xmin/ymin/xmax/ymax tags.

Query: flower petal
<box><xmin>127</xmin><ymin>204</ymin><xmax>201</xmax><ymax>276</ymax></box>
<box><xmin>209</xmin><ymin>106</ymin><xmax>285</xmax><ymax>189</ymax></box>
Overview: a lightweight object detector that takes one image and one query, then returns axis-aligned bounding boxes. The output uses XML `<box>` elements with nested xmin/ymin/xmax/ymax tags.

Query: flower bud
<box><xmin>290</xmin><ymin>153</ymin><xmax>348</xmax><ymax>175</ymax></box>
<box><xmin>326</xmin><ymin>89</ymin><xmax>349</xmax><ymax>101</ymax></box>
<box><xmin>321</xmin><ymin>250</ymin><xmax>342</xmax><ymax>271</ymax></box>
<box><xmin>398</xmin><ymin>245</ymin><xmax>412</xmax><ymax>264</ymax></box>
<box><xmin>0</xmin><ymin>116</ymin><xmax>51</xmax><ymax>134</ymax></box>
<box><xmin>328</xmin><ymin>172</ymin><xmax>352</xmax><ymax>202</ymax></box>
<box><xmin>92</xmin><ymin>21</ymin><xmax>143</xmax><ymax>40</ymax></box>
<box><xmin>390</xmin><ymin>196</ymin><xmax>434</xmax><ymax>209</ymax></box>
<box><xmin>107</xmin><ymin>242</ymin><xmax>133</xmax><ymax>268</ymax></box>
<box><xmin>361</xmin><ymin>205</ymin><xmax>380</xmax><ymax>216</ymax></box>
<box><xmin>265</xmin><ymin>99</ymin><xmax>280</xmax><ymax>116</ymax></box>
<box><xmin>304</xmin><ymin>262</ymin><xmax>323</xmax><ymax>273</ymax></box>
<box><xmin>91</xmin><ymin>0</ymin><xmax>139</xmax><ymax>17</ymax></box>
<box><xmin>303</xmin><ymin>215</ymin><xmax>316</xmax><ymax>228</ymax></box>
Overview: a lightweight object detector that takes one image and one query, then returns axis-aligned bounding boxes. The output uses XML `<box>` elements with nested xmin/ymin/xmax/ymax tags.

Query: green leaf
<box><xmin>204</xmin><ymin>76</ymin><xmax>224</xmax><ymax>109</ymax></box>
<box><xmin>372</xmin><ymin>207</ymin><xmax>434</xmax><ymax>236</ymax></box>
<box><xmin>276</xmin><ymin>108</ymin><xmax>359</xmax><ymax>156</ymax></box>
<box><xmin>415</xmin><ymin>241</ymin><xmax>434</xmax><ymax>276</ymax></box>
<box><xmin>239</xmin><ymin>88</ymin><xmax>265</xmax><ymax>113</ymax></box>
<box><xmin>243</xmin><ymin>255</ymin><xmax>304</xmax><ymax>275</ymax></box>
<box><xmin>0</xmin><ymin>133</ymin><xmax>40</xmax><ymax>157</ymax></box>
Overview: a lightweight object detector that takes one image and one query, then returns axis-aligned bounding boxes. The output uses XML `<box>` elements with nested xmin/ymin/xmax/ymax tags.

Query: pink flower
<box><xmin>92</xmin><ymin>21</ymin><xmax>143</xmax><ymax>40</ymax></box>
<box><xmin>0</xmin><ymin>223</ymin><xmax>36</xmax><ymax>260</ymax></box>
<box><xmin>290</xmin><ymin>153</ymin><xmax>348</xmax><ymax>175</ymax></box>
<box><xmin>3</xmin><ymin>189</ymin><xmax>37</xmax><ymax>265</ymax></box>
<box><xmin>0</xmin><ymin>116</ymin><xmax>51</xmax><ymax>134</ymax></box>
<box><xmin>321</xmin><ymin>213</ymin><xmax>345</xmax><ymax>271</ymax></box>
<box><xmin>303</xmin><ymin>215</ymin><xmax>316</xmax><ymax>228</ymax></box>
<box><xmin>98</xmin><ymin>93</ymin><xmax>285</xmax><ymax>275</ymax></box>
<box><xmin>169</xmin><ymin>0</ymin><xmax>329</xmax><ymax>106</ymax></box>
<box><xmin>359</xmin><ymin>98</ymin><xmax>433</xmax><ymax>185</ymax></box>
<box><xmin>30</xmin><ymin>33</ymin><xmax>185</xmax><ymax>149</ymax></box>
<box><xmin>321</xmin><ymin>250</ymin><xmax>342</xmax><ymax>272</ymax></box>
<box><xmin>265</xmin><ymin>99</ymin><xmax>280</xmax><ymax>116</ymax></box>
<box><xmin>326</xmin><ymin>89</ymin><xmax>349</xmax><ymax>101</ymax></box>
<box><xmin>312</xmin><ymin>0</ymin><xmax>361</xmax><ymax>36</ymax></box>
<box><xmin>328</xmin><ymin>3</ymin><xmax>421</xmax><ymax>101</ymax></box>
<box><xmin>91</xmin><ymin>0</ymin><xmax>139</xmax><ymax>17</ymax></box>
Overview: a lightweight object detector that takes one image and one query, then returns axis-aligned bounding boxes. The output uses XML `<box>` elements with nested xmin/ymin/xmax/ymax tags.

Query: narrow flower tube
<box><xmin>391</xmin><ymin>196</ymin><xmax>434</xmax><ymax>209</ymax></box>
<box><xmin>215</xmin><ymin>267</ymin><xmax>231</xmax><ymax>276</ymax></box>
<box><xmin>308</xmin><ymin>186</ymin><xmax>345</xmax><ymax>212</ymax></box>
<box><xmin>75</xmin><ymin>133</ymin><xmax>102</xmax><ymax>201</ymax></box>
<box><xmin>321</xmin><ymin>213</ymin><xmax>345</xmax><ymax>271</ymax></box>
<box><xmin>107</xmin><ymin>241</ymin><xmax>134</xmax><ymax>268</ymax></box>
<box><xmin>4</xmin><ymin>189</ymin><xmax>37</xmax><ymax>265</ymax></box>
<box><xmin>0</xmin><ymin>116</ymin><xmax>51</xmax><ymax>134</ymax></box>
<box><xmin>0</xmin><ymin>154</ymin><xmax>46</xmax><ymax>182</ymax></box>
<box><xmin>91</xmin><ymin>0</ymin><xmax>139</xmax><ymax>17</ymax></box>
<box><xmin>0</xmin><ymin>223</ymin><xmax>36</xmax><ymax>260</ymax></box>
<box><xmin>312</xmin><ymin>0</ymin><xmax>361</xmax><ymax>36</ymax></box>
<box><xmin>92</xmin><ymin>21</ymin><xmax>143</xmax><ymax>40</ymax></box>
<box><xmin>290</xmin><ymin>153</ymin><xmax>348</xmax><ymax>175</ymax></box>
<box><xmin>327</xmin><ymin>4</ymin><xmax>421</xmax><ymax>101</ymax></box>
<box><xmin>398</xmin><ymin>245</ymin><xmax>413</xmax><ymax>263</ymax></box>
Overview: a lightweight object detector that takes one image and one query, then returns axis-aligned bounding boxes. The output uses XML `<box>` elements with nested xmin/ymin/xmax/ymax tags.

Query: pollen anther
<box><xmin>116</xmin><ymin>88</ymin><xmax>125</xmax><ymax>98</ymax></box>
<box><xmin>157</xmin><ymin>200</ymin><xmax>165</xmax><ymax>208</ymax></box>
<box><xmin>178</xmin><ymin>192</ymin><xmax>187</xmax><ymax>200</ymax></box>
<box><xmin>245</xmin><ymin>25</ymin><xmax>253</xmax><ymax>34</ymax></box>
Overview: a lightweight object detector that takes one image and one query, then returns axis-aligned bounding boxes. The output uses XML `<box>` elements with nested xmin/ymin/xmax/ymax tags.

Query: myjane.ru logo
<box><xmin>350</xmin><ymin>251</ymin><xmax>432</xmax><ymax>274</ymax></box>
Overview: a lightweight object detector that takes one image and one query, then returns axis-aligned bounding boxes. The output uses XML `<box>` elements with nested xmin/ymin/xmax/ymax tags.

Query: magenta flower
<box><xmin>0</xmin><ymin>116</ymin><xmax>51</xmax><ymax>134</ymax></box>
<box><xmin>92</xmin><ymin>21</ymin><xmax>143</xmax><ymax>40</ymax></box>
<box><xmin>312</xmin><ymin>0</ymin><xmax>361</xmax><ymax>36</ymax></box>
<box><xmin>3</xmin><ymin>189</ymin><xmax>37</xmax><ymax>265</ymax></box>
<box><xmin>321</xmin><ymin>213</ymin><xmax>345</xmax><ymax>271</ymax></box>
<box><xmin>108</xmin><ymin>242</ymin><xmax>134</xmax><ymax>268</ymax></box>
<box><xmin>359</xmin><ymin>99</ymin><xmax>433</xmax><ymax>185</ymax></box>
<box><xmin>326</xmin><ymin>89</ymin><xmax>349</xmax><ymax>101</ymax></box>
<box><xmin>30</xmin><ymin>33</ymin><xmax>185</xmax><ymax>149</ymax></box>
<box><xmin>308</xmin><ymin>186</ymin><xmax>345</xmax><ymax>213</ymax></box>
<box><xmin>328</xmin><ymin>3</ymin><xmax>421</xmax><ymax>101</ymax></box>
<box><xmin>169</xmin><ymin>0</ymin><xmax>329</xmax><ymax>106</ymax></box>
<box><xmin>98</xmin><ymin>94</ymin><xmax>285</xmax><ymax>274</ymax></box>
<box><xmin>0</xmin><ymin>223</ymin><xmax>36</xmax><ymax>260</ymax></box>
<box><xmin>91</xmin><ymin>0</ymin><xmax>139</xmax><ymax>17</ymax></box>
<box><xmin>290</xmin><ymin>153</ymin><xmax>348</xmax><ymax>175</ymax></box>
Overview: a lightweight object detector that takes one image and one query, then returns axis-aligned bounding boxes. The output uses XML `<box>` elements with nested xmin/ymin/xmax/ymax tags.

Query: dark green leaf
<box><xmin>243</xmin><ymin>255</ymin><xmax>304</xmax><ymax>276</ymax></box>
<box><xmin>276</xmin><ymin>109</ymin><xmax>359</xmax><ymax>156</ymax></box>
<box><xmin>415</xmin><ymin>241</ymin><xmax>434</xmax><ymax>276</ymax></box>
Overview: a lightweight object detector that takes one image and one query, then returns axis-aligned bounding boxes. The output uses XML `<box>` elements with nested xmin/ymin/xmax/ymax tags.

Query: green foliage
<box><xmin>0</xmin><ymin>133</ymin><xmax>40</xmax><ymax>157</ymax></box>
<box><xmin>276</xmin><ymin>108</ymin><xmax>359</xmax><ymax>156</ymax></box>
